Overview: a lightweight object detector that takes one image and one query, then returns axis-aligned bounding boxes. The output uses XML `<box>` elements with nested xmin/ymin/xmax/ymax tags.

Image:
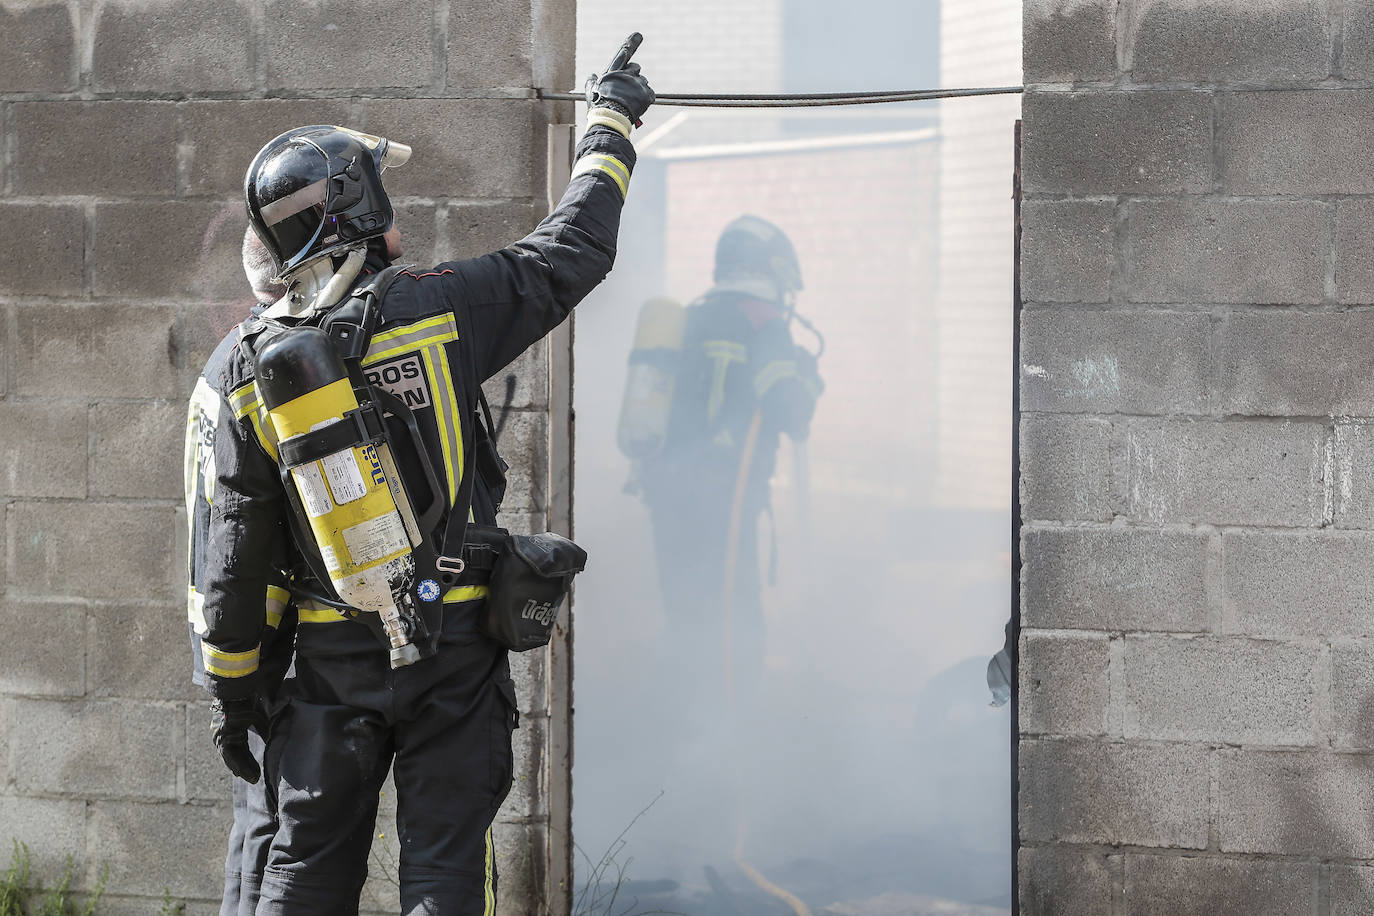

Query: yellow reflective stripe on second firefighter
<box><xmin>754</xmin><ymin>360</ymin><xmax>800</xmax><ymax>398</ymax></box>
<box><xmin>266</xmin><ymin>584</ymin><xmax>290</xmax><ymax>629</ymax></box>
<box><xmin>571</xmin><ymin>153</ymin><xmax>630</xmax><ymax>198</ymax></box>
<box><xmin>202</xmin><ymin>642</ymin><xmax>259</xmax><ymax>678</ymax></box>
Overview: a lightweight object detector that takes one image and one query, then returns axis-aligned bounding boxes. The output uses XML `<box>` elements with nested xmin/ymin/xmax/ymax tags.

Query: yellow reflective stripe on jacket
<box><xmin>483</xmin><ymin>826</ymin><xmax>495</xmax><ymax>916</ymax></box>
<box><xmin>571</xmin><ymin>153</ymin><xmax>630</xmax><ymax>198</ymax></box>
<box><xmin>265</xmin><ymin>584</ymin><xmax>290</xmax><ymax>629</ymax></box>
<box><xmin>202</xmin><ymin>642</ymin><xmax>259</xmax><ymax>678</ymax></box>
<box><xmin>703</xmin><ymin>339</ymin><xmax>747</xmax><ymax>421</ymax></box>
<box><xmin>754</xmin><ymin>360</ymin><xmax>800</xmax><ymax>398</ymax></box>
<box><xmin>443</xmin><ymin>585</ymin><xmax>490</xmax><ymax>604</ymax></box>
<box><xmin>228</xmin><ymin>381</ymin><xmax>260</xmax><ymax>418</ymax></box>
<box><xmin>363</xmin><ymin>313</ymin><xmax>459</xmax><ymax>366</ymax></box>
<box><xmin>228</xmin><ymin>381</ymin><xmax>281</xmax><ymax>461</ymax></box>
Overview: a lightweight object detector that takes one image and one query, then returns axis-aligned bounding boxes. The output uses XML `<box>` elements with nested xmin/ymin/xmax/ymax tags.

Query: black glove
<box><xmin>586</xmin><ymin>62</ymin><xmax>655</xmax><ymax>126</ymax></box>
<box><xmin>210</xmin><ymin>696</ymin><xmax>269</xmax><ymax>784</ymax></box>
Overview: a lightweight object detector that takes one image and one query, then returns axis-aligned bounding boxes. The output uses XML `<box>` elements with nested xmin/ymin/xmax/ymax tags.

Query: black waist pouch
<box><xmin>482</xmin><ymin>531</ymin><xmax>588</xmax><ymax>651</ymax></box>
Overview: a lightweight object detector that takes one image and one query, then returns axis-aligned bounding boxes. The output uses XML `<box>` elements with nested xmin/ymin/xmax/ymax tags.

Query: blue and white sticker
<box><xmin>417</xmin><ymin>579</ymin><xmax>441</xmax><ymax>602</ymax></box>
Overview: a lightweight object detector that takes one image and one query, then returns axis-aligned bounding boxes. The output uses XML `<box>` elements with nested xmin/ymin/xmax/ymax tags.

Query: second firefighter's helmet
<box><xmin>245</xmin><ymin>125</ymin><xmax>411</xmax><ymax>277</ymax></box>
<box><xmin>713</xmin><ymin>214</ymin><xmax>803</xmax><ymax>299</ymax></box>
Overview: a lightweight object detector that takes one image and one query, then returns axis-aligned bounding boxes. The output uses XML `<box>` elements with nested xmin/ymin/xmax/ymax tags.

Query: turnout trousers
<box><xmin>254</xmin><ymin>599</ymin><xmax>518</xmax><ymax>916</ymax></box>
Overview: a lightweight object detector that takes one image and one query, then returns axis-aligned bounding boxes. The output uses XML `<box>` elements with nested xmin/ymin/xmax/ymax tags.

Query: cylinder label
<box><xmin>342</xmin><ymin>513</ymin><xmax>408</xmax><ymax>568</ymax></box>
<box><xmin>293</xmin><ymin>463</ymin><xmax>334</xmax><ymax>518</ymax></box>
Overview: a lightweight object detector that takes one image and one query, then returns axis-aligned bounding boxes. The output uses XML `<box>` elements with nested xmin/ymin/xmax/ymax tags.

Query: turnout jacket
<box><xmin>185</xmin><ymin>309</ymin><xmax>297</xmax><ymax>690</ymax></box>
<box><xmin>197</xmin><ymin>125</ymin><xmax>635</xmax><ymax>699</ymax></box>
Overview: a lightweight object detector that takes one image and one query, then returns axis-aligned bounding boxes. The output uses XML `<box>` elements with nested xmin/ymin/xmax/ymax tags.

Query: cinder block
<box><xmin>0</xmin><ymin>797</ymin><xmax>87</xmax><ymax>886</ymax></box>
<box><xmin>263</xmin><ymin>0</ymin><xmax>433</xmax><ymax>89</ymax></box>
<box><xmin>13</xmin><ymin>102</ymin><xmax>178</xmax><ymax>196</ymax></box>
<box><xmin>1020</xmin><ymin>200</ymin><xmax>1115</xmax><ymax>304</ymax></box>
<box><xmin>1225</xmin><ymin>531</ymin><xmax>1374</xmax><ymax>639</ymax></box>
<box><xmin>1019</xmin><ymin>632</ymin><xmax>1110</xmax><ymax>736</ymax></box>
<box><xmin>448</xmin><ymin>0</ymin><xmax>533</xmax><ymax>88</ymax></box>
<box><xmin>1125</xmin><ymin>0</ymin><xmax>1329</xmax><ymax>83</ymax></box>
<box><xmin>1218</xmin><ymin>312</ymin><xmax>1374</xmax><ymax>416</ymax></box>
<box><xmin>1122</xmin><ymin>636</ymin><xmax>1317</xmax><ymax>745</ymax></box>
<box><xmin>1336</xmin><ymin>199</ymin><xmax>1374</xmax><ymax>304</ymax></box>
<box><xmin>495</xmin><ymin>508</ymin><xmax>546</xmax><ymax>536</ymax></box>
<box><xmin>1022</xmin><ymin>91</ymin><xmax>1212</xmax><ymax>195</ymax></box>
<box><xmin>184</xmin><ymin>699</ymin><xmax>232</xmax><ymax>803</ymax></box>
<box><xmin>1219</xmin><ymin>750</ymin><xmax>1374</xmax><ymax>856</ymax></box>
<box><xmin>1337</xmin><ymin>423</ymin><xmax>1374</xmax><ymax>529</ymax></box>
<box><xmin>93</xmin><ymin>201</ymin><xmax>244</xmax><ymax>301</ymax></box>
<box><xmin>10</xmin><ymin>697</ymin><xmax>178</xmax><ymax>799</ymax></box>
<box><xmin>1345</xmin><ymin>5</ymin><xmax>1374</xmax><ymax>78</ymax></box>
<box><xmin>1023</xmin><ymin>527</ymin><xmax>1210</xmax><ymax>632</ymax></box>
<box><xmin>359</xmin><ymin>100</ymin><xmax>538</xmax><ymax>199</ymax></box>
<box><xmin>14</xmin><ymin>304</ymin><xmax>179</xmax><ymax>399</ymax></box>
<box><xmin>0</xmin><ymin>203</ymin><xmax>84</xmax><ymax>298</ymax></box>
<box><xmin>1017</xmin><ymin>845</ymin><xmax>1114</xmax><ymax>916</ymax></box>
<box><xmin>1020</xmin><ymin>416</ymin><xmax>1113</xmax><ymax>523</ymax></box>
<box><xmin>1331</xmin><ymin>642</ymin><xmax>1374</xmax><ymax>749</ymax></box>
<box><xmin>9</xmin><ymin>502</ymin><xmax>179</xmax><ymax>601</ymax></box>
<box><xmin>498</xmin><ymin>712</ymin><xmax>545</xmax><ymax>819</ymax></box>
<box><xmin>89</xmin><ymin>604</ymin><xmax>200</xmax><ymax>702</ymax></box>
<box><xmin>1222</xmin><ymin>91</ymin><xmax>1374</xmax><ymax>195</ymax></box>
<box><xmin>499</xmin><ymin>409</ymin><xmax>548</xmax><ymax>514</ymax></box>
<box><xmin>0</xmin><ymin>401</ymin><xmax>87</xmax><ymax>497</ymax></box>
<box><xmin>1126</xmin><ymin>199</ymin><xmax>1328</xmax><ymax>305</ymax></box>
<box><xmin>482</xmin><ymin>338</ymin><xmax>549</xmax><ymax>411</ymax></box>
<box><xmin>439</xmin><ymin>200</ymin><xmax>544</xmax><ymax>263</ymax></box>
<box><xmin>1020</xmin><ymin>737</ymin><xmax>1209</xmax><ymax>848</ymax></box>
<box><xmin>493</xmin><ymin>821</ymin><xmax>544</xmax><ymax>916</ymax></box>
<box><xmin>180</xmin><ymin>300</ymin><xmax>263</xmax><ymax>395</ymax></box>
<box><xmin>392</xmin><ymin>202</ymin><xmax>439</xmax><ymax>270</ymax></box>
<box><xmin>1023</xmin><ymin>0</ymin><xmax>1117</xmax><ymax>84</ymax></box>
<box><xmin>1122</xmin><ymin>854</ymin><xmax>1315</xmax><ymax>916</ymax></box>
<box><xmin>1331</xmin><ymin>865</ymin><xmax>1374</xmax><ymax>916</ymax></box>
<box><xmin>0</xmin><ymin>3</ymin><xmax>75</xmax><ymax>91</ymax></box>
<box><xmin>1126</xmin><ymin>420</ymin><xmax>1324</xmax><ymax>527</ymax></box>
<box><xmin>180</xmin><ymin>100</ymin><xmax>356</xmax><ymax>196</ymax></box>
<box><xmin>92</xmin><ymin>0</ymin><xmax>251</xmax><ymax>92</ymax></box>
<box><xmin>0</xmin><ymin>598</ymin><xmax>85</xmax><ymax>696</ymax></box>
<box><xmin>90</xmin><ymin>401</ymin><xmax>184</xmax><ymax>499</ymax></box>
<box><xmin>88</xmin><ymin>800</ymin><xmax>231</xmax><ymax>899</ymax></box>
<box><xmin>1022</xmin><ymin>310</ymin><xmax>1209</xmax><ymax>414</ymax></box>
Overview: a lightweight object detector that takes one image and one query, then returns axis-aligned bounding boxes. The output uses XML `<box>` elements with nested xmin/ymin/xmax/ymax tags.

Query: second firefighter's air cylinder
<box><xmin>255</xmin><ymin>327</ymin><xmax>422</xmax><ymax>667</ymax></box>
<box><xmin>616</xmin><ymin>296</ymin><xmax>685</xmax><ymax>459</ymax></box>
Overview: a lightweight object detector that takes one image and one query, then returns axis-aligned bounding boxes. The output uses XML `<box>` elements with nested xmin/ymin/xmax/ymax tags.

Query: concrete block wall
<box><xmin>1021</xmin><ymin>1</ymin><xmax>1374</xmax><ymax>911</ymax></box>
<box><xmin>0</xmin><ymin>1</ymin><xmax>573</xmax><ymax>912</ymax></box>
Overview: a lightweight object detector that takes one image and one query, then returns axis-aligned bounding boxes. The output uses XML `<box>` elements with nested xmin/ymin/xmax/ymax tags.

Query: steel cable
<box><xmin>537</xmin><ymin>86</ymin><xmax>1023</xmax><ymax>107</ymax></box>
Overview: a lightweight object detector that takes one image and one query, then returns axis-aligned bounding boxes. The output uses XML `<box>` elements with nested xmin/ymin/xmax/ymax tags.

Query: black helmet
<box><xmin>713</xmin><ymin>215</ymin><xmax>803</xmax><ymax>296</ymax></box>
<box><xmin>245</xmin><ymin>125</ymin><xmax>411</xmax><ymax>276</ymax></box>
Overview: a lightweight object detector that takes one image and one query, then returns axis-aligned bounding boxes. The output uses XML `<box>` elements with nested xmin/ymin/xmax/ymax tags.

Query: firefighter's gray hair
<box><xmin>242</xmin><ymin>227</ymin><xmax>287</xmax><ymax>302</ymax></box>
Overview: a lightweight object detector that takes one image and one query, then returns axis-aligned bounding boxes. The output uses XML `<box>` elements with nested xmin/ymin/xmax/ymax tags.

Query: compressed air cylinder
<box><xmin>616</xmin><ymin>297</ymin><xmax>685</xmax><ymax>459</ymax></box>
<box><xmin>255</xmin><ymin>327</ymin><xmax>422</xmax><ymax>667</ymax></box>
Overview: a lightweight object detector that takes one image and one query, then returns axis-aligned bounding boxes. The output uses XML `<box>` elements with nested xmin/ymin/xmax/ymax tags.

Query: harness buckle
<box><xmin>436</xmin><ymin>556</ymin><xmax>466</xmax><ymax>575</ymax></box>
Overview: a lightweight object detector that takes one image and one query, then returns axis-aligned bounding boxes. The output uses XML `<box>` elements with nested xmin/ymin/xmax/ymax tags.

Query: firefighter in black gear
<box><xmin>638</xmin><ymin>216</ymin><xmax>823</xmax><ymax>728</ymax></box>
<box><xmin>196</xmin><ymin>57</ymin><xmax>653</xmax><ymax>914</ymax></box>
<box><xmin>186</xmin><ymin>227</ymin><xmax>298</xmax><ymax>916</ymax></box>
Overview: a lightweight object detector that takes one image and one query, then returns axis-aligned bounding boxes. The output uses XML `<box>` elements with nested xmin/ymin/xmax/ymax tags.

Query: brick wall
<box><xmin>0</xmin><ymin>1</ymin><xmax>573</xmax><ymax>912</ymax></box>
<box><xmin>1021</xmin><ymin>1</ymin><xmax>1374</xmax><ymax>911</ymax></box>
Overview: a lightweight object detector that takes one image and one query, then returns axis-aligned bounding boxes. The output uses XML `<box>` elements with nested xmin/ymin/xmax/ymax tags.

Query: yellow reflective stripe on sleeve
<box><xmin>571</xmin><ymin>154</ymin><xmax>630</xmax><ymax>198</ymax></box>
<box><xmin>202</xmin><ymin>642</ymin><xmax>260</xmax><ymax>678</ymax></box>
<box><xmin>483</xmin><ymin>826</ymin><xmax>495</xmax><ymax>916</ymax></box>
<box><xmin>246</xmin><ymin>405</ymin><xmax>280</xmax><ymax>462</ymax></box>
<box><xmin>586</xmin><ymin>107</ymin><xmax>632</xmax><ymax>139</ymax></box>
<box><xmin>363</xmin><ymin>314</ymin><xmax>460</xmax><ymax>367</ymax></box>
<box><xmin>754</xmin><ymin>360</ymin><xmax>800</xmax><ymax>398</ymax></box>
<box><xmin>265</xmin><ymin>584</ymin><xmax>289</xmax><ymax>629</ymax></box>
<box><xmin>443</xmin><ymin>585</ymin><xmax>490</xmax><ymax>604</ymax></box>
<box><xmin>229</xmin><ymin>382</ymin><xmax>260</xmax><ymax>419</ymax></box>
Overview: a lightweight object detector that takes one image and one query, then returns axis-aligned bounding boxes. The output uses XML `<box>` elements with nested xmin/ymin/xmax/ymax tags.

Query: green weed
<box><xmin>0</xmin><ymin>842</ymin><xmax>105</xmax><ymax>916</ymax></box>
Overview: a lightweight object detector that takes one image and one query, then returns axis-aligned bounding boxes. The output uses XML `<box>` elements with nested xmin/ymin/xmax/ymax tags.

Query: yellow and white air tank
<box><xmin>616</xmin><ymin>296</ymin><xmax>685</xmax><ymax>459</ymax></box>
<box><xmin>255</xmin><ymin>326</ymin><xmax>424</xmax><ymax>667</ymax></box>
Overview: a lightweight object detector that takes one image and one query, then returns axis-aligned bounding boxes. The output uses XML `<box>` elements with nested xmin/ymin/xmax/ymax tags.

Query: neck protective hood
<box><xmin>245</xmin><ymin>125</ymin><xmax>411</xmax><ymax>280</ymax></box>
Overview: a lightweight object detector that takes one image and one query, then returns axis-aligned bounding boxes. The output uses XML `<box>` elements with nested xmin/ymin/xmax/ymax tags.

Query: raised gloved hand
<box><xmin>210</xmin><ymin>696</ymin><xmax>269</xmax><ymax>784</ymax></box>
<box><xmin>585</xmin><ymin>33</ymin><xmax>655</xmax><ymax>128</ymax></box>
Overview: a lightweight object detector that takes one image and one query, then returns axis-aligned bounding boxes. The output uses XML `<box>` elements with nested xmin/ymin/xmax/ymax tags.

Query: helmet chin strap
<box><xmin>267</xmin><ymin>247</ymin><xmax>367</xmax><ymax>319</ymax></box>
